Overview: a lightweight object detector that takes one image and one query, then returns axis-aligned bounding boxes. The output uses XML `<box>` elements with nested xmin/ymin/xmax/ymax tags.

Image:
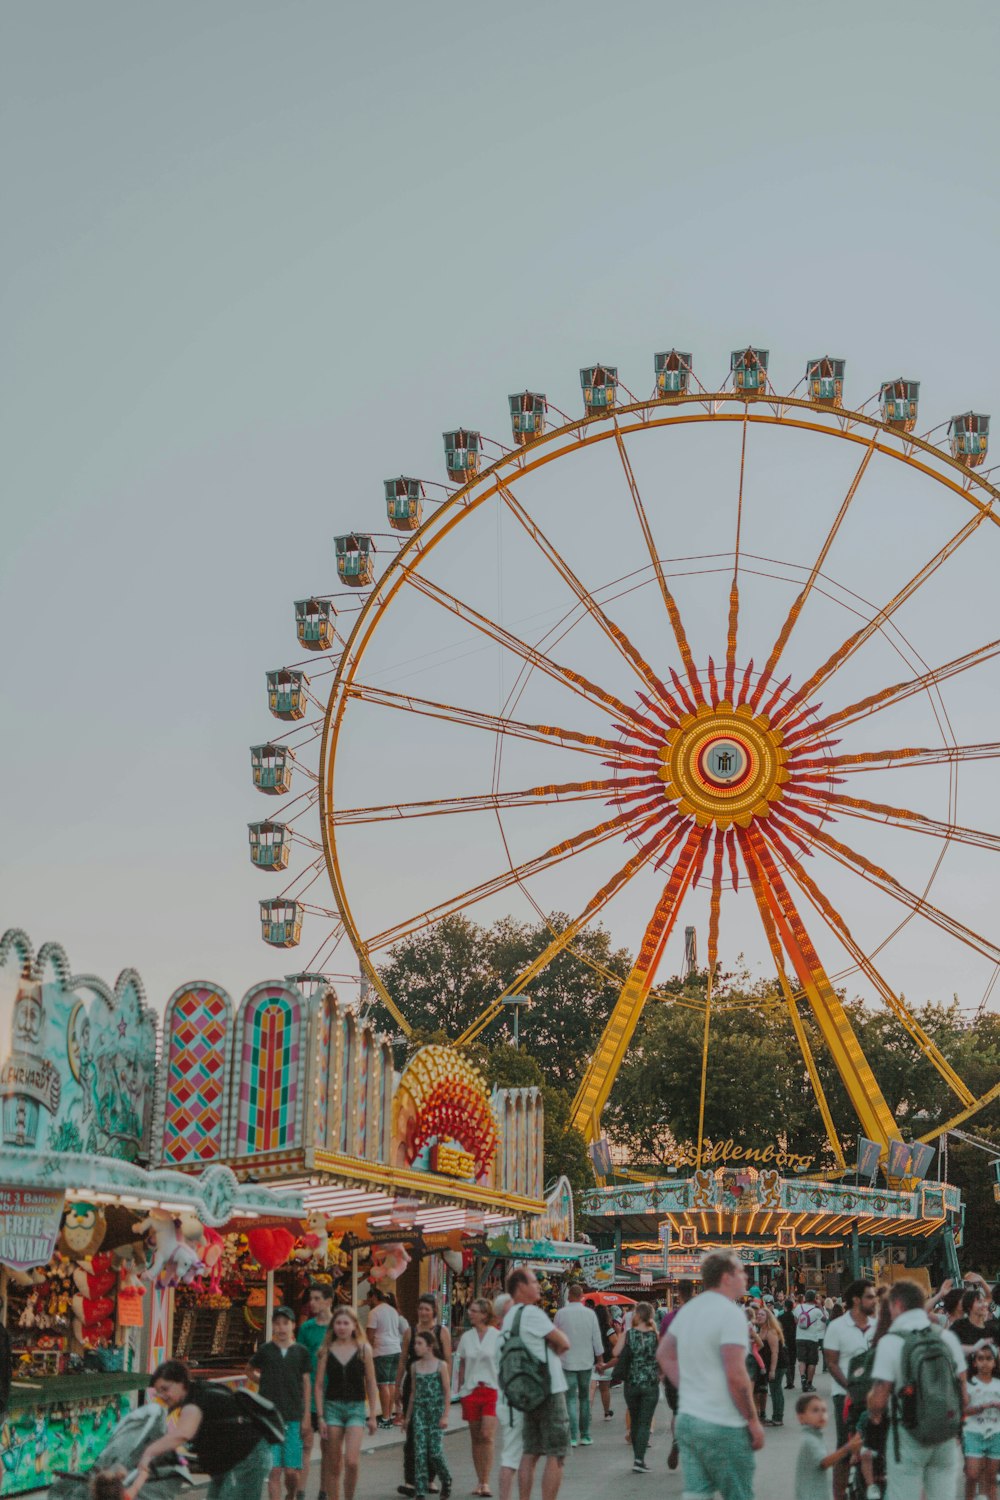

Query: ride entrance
<box><xmin>248</xmin><ymin>345</ymin><xmax>1000</xmax><ymax>1277</ymax></box>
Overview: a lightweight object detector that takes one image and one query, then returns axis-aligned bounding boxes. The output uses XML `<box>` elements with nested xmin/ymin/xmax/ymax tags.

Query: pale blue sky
<box><xmin>5</xmin><ymin>1</ymin><xmax>1000</xmax><ymax>1015</ymax></box>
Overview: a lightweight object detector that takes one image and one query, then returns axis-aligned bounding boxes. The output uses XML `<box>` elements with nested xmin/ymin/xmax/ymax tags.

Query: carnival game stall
<box><xmin>154</xmin><ymin>981</ymin><xmax>547</xmax><ymax>1337</ymax></box>
<box><xmin>0</xmin><ymin>930</ymin><xmax>305</xmax><ymax>1498</ymax></box>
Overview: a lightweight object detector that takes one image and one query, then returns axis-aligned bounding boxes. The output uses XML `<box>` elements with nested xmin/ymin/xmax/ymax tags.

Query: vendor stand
<box><xmin>0</xmin><ymin>930</ymin><xmax>304</xmax><ymax>1497</ymax></box>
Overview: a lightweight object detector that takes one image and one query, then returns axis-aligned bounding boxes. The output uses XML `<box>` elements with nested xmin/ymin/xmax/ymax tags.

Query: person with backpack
<box><xmin>822</xmin><ymin>1281</ymin><xmax>876</xmax><ymax>1500</ymax></box>
<box><xmin>498</xmin><ymin>1268</ymin><xmax>570</xmax><ymax>1500</ymax></box>
<box><xmin>132</xmin><ymin>1358</ymin><xmax>283</xmax><ymax>1500</ymax></box>
<box><xmin>797</xmin><ymin>1292</ymin><xmax>827</xmax><ymax>1394</ymax></box>
<box><xmin>866</xmin><ymin>1279</ymin><xmax>966</xmax><ymax>1500</ymax></box>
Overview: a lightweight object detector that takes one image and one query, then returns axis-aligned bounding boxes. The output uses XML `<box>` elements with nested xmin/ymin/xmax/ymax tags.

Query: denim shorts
<box><xmin>324</xmin><ymin>1399</ymin><xmax>368</xmax><ymax>1429</ymax></box>
<box><xmin>965</xmin><ymin>1429</ymin><xmax>1000</xmax><ymax>1460</ymax></box>
<box><xmin>270</xmin><ymin>1420</ymin><xmax>303</xmax><ymax>1470</ymax></box>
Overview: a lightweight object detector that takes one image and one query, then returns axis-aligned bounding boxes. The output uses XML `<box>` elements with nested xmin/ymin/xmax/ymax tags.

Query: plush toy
<box><xmin>59</xmin><ymin>1203</ymin><xmax>107</xmax><ymax>1259</ymax></box>
<box><xmin>136</xmin><ymin>1210</ymin><xmax>201</xmax><ymax>1287</ymax></box>
<box><xmin>71</xmin><ymin>1294</ymin><xmax>116</xmax><ymax>1347</ymax></box>
<box><xmin>247</xmin><ymin>1227</ymin><xmax>295</xmax><ymax>1272</ymax></box>
<box><xmin>369</xmin><ymin>1242</ymin><xmax>411</xmax><ymax>1283</ymax></box>
<box><xmin>201</xmin><ymin>1227</ymin><xmax>224</xmax><ymax>1294</ymax></box>
<box><xmin>293</xmin><ymin>1211</ymin><xmax>329</xmax><ymax>1268</ymax></box>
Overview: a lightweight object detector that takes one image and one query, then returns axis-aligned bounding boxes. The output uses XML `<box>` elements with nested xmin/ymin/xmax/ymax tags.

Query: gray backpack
<box><xmin>499</xmin><ymin>1307</ymin><xmax>551</xmax><ymax>1413</ymax></box>
<box><xmin>893</xmin><ymin>1326</ymin><xmax>962</xmax><ymax>1448</ymax></box>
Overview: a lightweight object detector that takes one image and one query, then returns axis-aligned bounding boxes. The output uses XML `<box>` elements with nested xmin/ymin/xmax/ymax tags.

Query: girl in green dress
<box><xmin>404</xmin><ymin>1331</ymin><xmax>452</xmax><ymax>1500</ymax></box>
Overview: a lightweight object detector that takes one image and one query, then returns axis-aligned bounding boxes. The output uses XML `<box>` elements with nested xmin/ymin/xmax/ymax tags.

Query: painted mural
<box><xmin>0</xmin><ymin>930</ymin><xmax>157</xmax><ymax>1163</ymax></box>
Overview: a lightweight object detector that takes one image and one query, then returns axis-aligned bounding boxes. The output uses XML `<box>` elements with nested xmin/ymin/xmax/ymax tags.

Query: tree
<box><xmin>374</xmin><ymin>912</ymin><xmax>629</xmax><ymax>1087</ymax></box>
<box><xmin>475</xmin><ymin>1042</ymin><xmax>593</xmax><ymax>1213</ymax></box>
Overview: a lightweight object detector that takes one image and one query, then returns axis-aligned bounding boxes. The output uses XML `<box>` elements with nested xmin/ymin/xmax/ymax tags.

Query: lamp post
<box><xmin>504</xmin><ymin>995</ymin><xmax>530</xmax><ymax>1047</ymax></box>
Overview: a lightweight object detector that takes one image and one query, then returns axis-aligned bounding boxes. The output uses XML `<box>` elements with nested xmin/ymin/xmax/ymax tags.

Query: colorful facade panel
<box><xmin>160</xmin><ymin>984</ymin><xmax>233</xmax><ymax>1166</ymax></box>
<box><xmin>234</xmin><ymin>983</ymin><xmax>303</xmax><ymax>1155</ymax></box>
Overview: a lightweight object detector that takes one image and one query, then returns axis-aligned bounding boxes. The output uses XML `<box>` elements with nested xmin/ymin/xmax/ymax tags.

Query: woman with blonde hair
<box><xmin>759</xmin><ymin>1308</ymin><xmax>786</xmax><ymax>1427</ymax></box>
<box><xmin>316</xmin><ymin>1306</ymin><xmax>379</xmax><ymax>1500</ymax></box>
<box><xmin>456</xmin><ymin>1299</ymin><xmax>500</xmax><ymax>1497</ymax></box>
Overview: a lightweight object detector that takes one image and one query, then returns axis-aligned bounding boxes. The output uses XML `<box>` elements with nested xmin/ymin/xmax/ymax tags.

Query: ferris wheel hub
<box><xmin>656</xmin><ymin>699</ymin><xmax>789</xmax><ymax>829</ymax></box>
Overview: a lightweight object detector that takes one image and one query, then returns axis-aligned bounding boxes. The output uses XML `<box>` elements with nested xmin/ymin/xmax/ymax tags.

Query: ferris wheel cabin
<box><xmin>259</xmin><ymin>898</ymin><xmax>302</xmax><ymax>948</ymax></box>
<box><xmin>335</xmin><ymin>533</ymin><xmax>376</xmax><ymax>586</ymax></box>
<box><xmin>384</xmin><ymin>477</ymin><xmax>425</xmax><ymax>532</ymax></box>
<box><xmin>654</xmin><ymin>351</ymin><xmax>693</xmax><ymax>396</ymax></box>
<box><xmin>948</xmin><ymin>412</ymin><xmax>990</xmax><ymax>467</ymax></box>
<box><xmin>294</xmin><ymin>597</ymin><xmax>336</xmax><ymax>651</ymax></box>
<box><xmin>508</xmin><ymin>392</ymin><xmax>547</xmax><ymax>445</ymax></box>
<box><xmin>580</xmin><ymin>366</ymin><xmax>618</xmax><ymax>415</ymax></box>
<box><xmin>806</xmin><ymin>356</ymin><xmax>845</xmax><ymax>407</ymax></box>
<box><xmin>248</xmin><ymin>820</ymin><xmax>290</xmax><ymax>872</ymax></box>
<box><xmin>250</xmin><ymin>743</ymin><xmax>292</xmax><ymax>796</ymax></box>
<box><xmin>731</xmin><ymin>347</ymin><xmax>769</xmax><ymax>393</ymax></box>
<box><xmin>443</xmin><ymin>430</ymin><xmax>481</xmax><ymax>482</ymax></box>
<box><xmin>880</xmin><ymin>379</ymin><xmax>920</xmax><ymax>431</ymax></box>
<box><xmin>266</xmin><ymin>668</ymin><xmax>309</xmax><ymax>721</ymax></box>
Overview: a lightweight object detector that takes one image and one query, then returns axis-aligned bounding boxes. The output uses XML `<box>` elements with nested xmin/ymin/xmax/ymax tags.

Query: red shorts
<box><xmin>461</xmin><ymin>1385</ymin><xmax>498</xmax><ymax>1421</ymax></box>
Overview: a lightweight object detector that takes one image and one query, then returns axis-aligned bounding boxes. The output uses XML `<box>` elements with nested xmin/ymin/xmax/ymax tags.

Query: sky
<box><xmin>4</xmin><ymin>1</ymin><xmax>1000</xmax><ymax>1021</ymax></box>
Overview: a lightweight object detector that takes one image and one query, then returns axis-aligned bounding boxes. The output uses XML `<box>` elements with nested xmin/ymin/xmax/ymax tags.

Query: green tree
<box><xmin>475</xmin><ymin>1042</ymin><xmax>593</xmax><ymax>1212</ymax></box>
<box><xmin>374</xmin><ymin>912</ymin><xmax>629</xmax><ymax>1087</ymax></box>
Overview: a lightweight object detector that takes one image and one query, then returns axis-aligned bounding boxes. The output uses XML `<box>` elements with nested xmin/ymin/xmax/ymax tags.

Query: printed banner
<box><xmin>856</xmin><ymin>1137</ymin><xmax>881</xmax><ymax>1180</ymax></box>
<box><xmin>908</xmin><ymin>1143</ymin><xmax>935</xmax><ymax>1180</ymax></box>
<box><xmin>0</xmin><ymin>1185</ymin><xmax>64</xmax><ymax>1271</ymax></box>
<box><xmin>887</xmin><ymin>1140</ymin><xmax>913</xmax><ymax>1178</ymax></box>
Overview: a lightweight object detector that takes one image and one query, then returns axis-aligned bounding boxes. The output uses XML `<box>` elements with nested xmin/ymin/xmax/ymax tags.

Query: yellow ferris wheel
<box><xmin>248</xmin><ymin>348</ymin><xmax>1000</xmax><ymax>1171</ymax></box>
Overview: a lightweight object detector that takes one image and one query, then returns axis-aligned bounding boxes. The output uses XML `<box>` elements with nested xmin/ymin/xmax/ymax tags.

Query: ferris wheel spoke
<box><xmin>749</xmin><ymin>435</ymin><xmax>878</xmax><ymax>712</ymax></box>
<box><xmin>403</xmin><ymin>571</ymin><xmax>646</xmax><ymax>725</ymax></box>
<box><xmin>346</xmin><ymin>682</ymin><xmax>626</xmax><ymax>758</ymax></box>
<box><xmin>738</xmin><ymin>824</ymin><xmax>899</xmax><ymax>1150</ymax></box>
<box><xmin>612</xmin><ymin>425</ymin><xmax>706</xmax><ymax>710</ymax></box>
<box><xmin>495</xmin><ymin>477</ymin><xmax>681</xmax><ymax>719</ymax></box>
<box><xmin>759</xmin><ymin>820</ymin><xmax>977</xmax><ymax>1107</ymax></box>
<box><xmin>724</xmin><ymin>409</ymin><xmax>749</xmax><ymax>703</ymax></box>
<box><xmin>782</xmin><ymin>637</ymin><xmax>1000</xmax><ymax>747</ymax></box>
<box><xmin>770</xmin><ymin>804</ymin><xmax>1000</xmax><ymax>965</ymax></box>
<box><xmin>792</xmin><ymin>741</ymin><xmax>1000</xmax><ymax>774</ymax></box>
<box><xmin>366</xmin><ymin>802</ymin><xmax>674</xmax><ymax>953</ymax></box>
<box><xmin>776</xmin><ymin>509</ymin><xmax>988</xmax><ymax>726</ymax></box>
<box><xmin>570</xmin><ymin>824</ymin><xmax>710</xmax><ymax>1141</ymax></box>
<box><xmin>328</xmin><ymin>777</ymin><xmax>630</xmax><ymax>826</ymax></box>
<box><xmin>454</xmin><ymin>814</ymin><xmax>686</xmax><ymax>1047</ymax></box>
<box><xmin>738</xmin><ymin>834</ymin><xmax>847</xmax><ymax>1169</ymax></box>
<box><xmin>788</xmin><ymin>785</ymin><xmax>1000</xmax><ymax>854</ymax></box>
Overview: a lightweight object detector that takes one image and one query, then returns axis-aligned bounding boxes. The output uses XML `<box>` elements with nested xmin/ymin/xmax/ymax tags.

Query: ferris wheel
<box><xmin>247</xmin><ymin>347</ymin><xmax>1000</xmax><ymax>1168</ymax></box>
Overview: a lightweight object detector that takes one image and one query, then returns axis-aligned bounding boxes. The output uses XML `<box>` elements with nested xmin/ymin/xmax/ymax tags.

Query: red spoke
<box><xmin>792</xmin><ymin>741</ymin><xmax>1000</xmax><ymax>774</ymax></box>
<box><xmin>329</xmin><ymin>777</ymin><xmax>628</xmax><ymax>826</ymax></box>
<box><xmin>789</xmin><ymin>786</ymin><xmax>1000</xmax><ymax>854</ymax></box>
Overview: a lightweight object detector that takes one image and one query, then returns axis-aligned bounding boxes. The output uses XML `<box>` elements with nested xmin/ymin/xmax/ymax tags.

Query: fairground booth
<box><xmin>0</xmin><ymin>930</ymin><xmax>305</xmax><ymax>1497</ymax></box>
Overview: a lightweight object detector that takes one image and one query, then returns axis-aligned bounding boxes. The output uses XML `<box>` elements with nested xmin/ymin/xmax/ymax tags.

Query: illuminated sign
<box><xmin>430</xmin><ymin>1142</ymin><xmax>476</xmax><ymax>1179</ymax></box>
<box><xmin>777</xmin><ymin>1226</ymin><xmax>797</xmax><ymax>1249</ymax></box>
<box><xmin>661</xmin><ymin>1139</ymin><xmax>816</xmax><ymax>1173</ymax></box>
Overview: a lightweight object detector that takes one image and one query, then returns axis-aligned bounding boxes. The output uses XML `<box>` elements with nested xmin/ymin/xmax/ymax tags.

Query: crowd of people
<box><xmin>73</xmin><ymin>1261</ymin><xmax>1000</xmax><ymax>1500</ymax></box>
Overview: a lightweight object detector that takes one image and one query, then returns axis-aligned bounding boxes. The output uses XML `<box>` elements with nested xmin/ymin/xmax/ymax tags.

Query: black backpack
<box><xmin>845</xmin><ymin>1345</ymin><xmax>877</xmax><ymax>1426</ymax></box>
<box><xmin>499</xmin><ymin>1307</ymin><xmax>551</xmax><ymax>1413</ymax></box>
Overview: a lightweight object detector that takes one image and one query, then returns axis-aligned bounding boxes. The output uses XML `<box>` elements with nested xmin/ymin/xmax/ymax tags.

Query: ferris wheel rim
<box><xmin>319</xmin><ymin>391</ymin><xmax>1000</xmax><ymax>1025</ymax></box>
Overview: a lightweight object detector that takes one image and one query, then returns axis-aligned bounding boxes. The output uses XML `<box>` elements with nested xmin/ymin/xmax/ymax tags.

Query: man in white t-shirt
<box><xmin>795</xmin><ymin>1290</ymin><xmax>826</xmax><ymax>1393</ymax></box>
<box><xmin>500</xmin><ymin>1268</ymin><xmax>570</xmax><ymax>1500</ymax></box>
<box><xmin>867</xmin><ymin>1280</ymin><xmax>965</xmax><ymax>1500</ymax></box>
<box><xmin>822</xmin><ymin>1280</ymin><xmax>876</xmax><ymax>1500</ymax></box>
<box><xmin>553</xmin><ymin>1284</ymin><xmax>603</xmax><ymax>1447</ymax></box>
<box><xmin>365</xmin><ymin>1286</ymin><xmax>402</xmax><ymax>1429</ymax></box>
<box><xmin>658</xmin><ymin>1248</ymin><xmax>763</xmax><ymax>1500</ymax></box>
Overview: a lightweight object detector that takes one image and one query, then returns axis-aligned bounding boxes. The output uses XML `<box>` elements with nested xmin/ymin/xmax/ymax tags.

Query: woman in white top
<box><xmin>456</xmin><ymin>1298</ymin><xmax>500</xmax><ymax>1497</ymax></box>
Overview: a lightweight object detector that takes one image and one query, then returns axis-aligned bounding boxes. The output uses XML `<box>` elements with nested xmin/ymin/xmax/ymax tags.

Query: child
<box><xmin>405</xmin><ymin>1330</ymin><xmax>452</xmax><ymax>1500</ymax></box>
<box><xmin>964</xmin><ymin>1343</ymin><xmax>1000</xmax><ymax>1500</ymax></box>
<box><xmin>795</xmin><ymin>1393</ymin><xmax>861</xmax><ymax>1500</ymax></box>
<box><xmin>249</xmin><ymin>1307</ymin><xmax>313</xmax><ymax>1500</ymax></box>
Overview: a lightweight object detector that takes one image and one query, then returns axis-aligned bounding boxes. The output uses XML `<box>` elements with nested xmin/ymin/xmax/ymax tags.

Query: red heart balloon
<box><xmin>248</xmin><ymin>1227</ymin><xmax>295</xmax><ymax>1272</ymax></box>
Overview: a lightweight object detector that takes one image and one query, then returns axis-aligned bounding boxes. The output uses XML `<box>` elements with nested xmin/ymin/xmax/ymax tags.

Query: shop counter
<box><xmin>2</xmin><ymin>1374</ymin><xmax>148</xmax><ymax>1496</ymax></box>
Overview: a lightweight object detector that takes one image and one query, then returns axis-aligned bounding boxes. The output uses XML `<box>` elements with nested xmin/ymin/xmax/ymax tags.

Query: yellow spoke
<box><xmin>367</xmin><ymin>800</ymin><xmax>672</xmax><ymax>952</ymax></box>
<box><xmin>773</xmin><ymin>805</ymin><xmax>1000</xmax><ymax>966</ymax></box>
<box><xmin>739</xmin><ymin>835</ymin><xmax>846</xmax><ymax>1169</ymax></box>
<box><xmin>405</xmin><ymin>570</ymin><xmax>642</xmax><ymax>725</ymax></box>
<box><xmin>761</xmin><ymin>820</ymin><xmax>976</xmax><ymax>1107</ymax></box>
<box><xmin>782</xmin><ymin>637</ymin><xmax>1000</xmax><ymax>746</ymax></box>
<box><xmin>496</xmin><ymin>477</ymin><xmax>680</xmax><ymax>718</ymax></box>
<box><xmin>793</xmin><ymin>741</ymin><xmax>1000</xmax><ymax>774</ymax></box>
<box><xmin>329</xmin><ymin>777</ymin><xmax>624</xmax><ymax>826</ymax></box>
<box><xmin>347</xmin><ymin>682</ymin><xmax>626</xmax><ymax>758</ymax></box>
<box><xmin>613</xmin><ymin>423</ymin><xmax>706</xmax><ymax>709</ymax></box>
<box><xmin>791</xmin><ymin>786</ymin><xmax>1000</xmax><ymax>854</ymax></box>
<box><xmin>454</xmin><ymin>815</ymin><xmax>683</xmax><ymax>1046</ymax></box>
<box><xmin>778</xmin><ymin>508</ymin><xmax>987</xmax><ymax>724</ymax></box>
<box><xmin>749</xmin><ymin>434</ymin><xmax>877</xmax><ymax>711</ymax></box>
<box><xmin>571</xmin><ymin>825</ymin><xmax>709</xmax><ymax>1140</ymax></box>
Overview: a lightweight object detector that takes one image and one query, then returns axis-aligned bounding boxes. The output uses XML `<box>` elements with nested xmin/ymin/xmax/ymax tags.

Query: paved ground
<box><xmin>301</xmin><ymin>1374</ymin><xmax>827</xmax><ymax>1499</ymax></box>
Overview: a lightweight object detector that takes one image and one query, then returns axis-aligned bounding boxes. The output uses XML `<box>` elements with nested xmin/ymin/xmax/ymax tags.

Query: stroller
<box><xmin>50</xmin><ymin>1401</ymin><xmax>193</xmax><ymax>1500</ymax></box>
